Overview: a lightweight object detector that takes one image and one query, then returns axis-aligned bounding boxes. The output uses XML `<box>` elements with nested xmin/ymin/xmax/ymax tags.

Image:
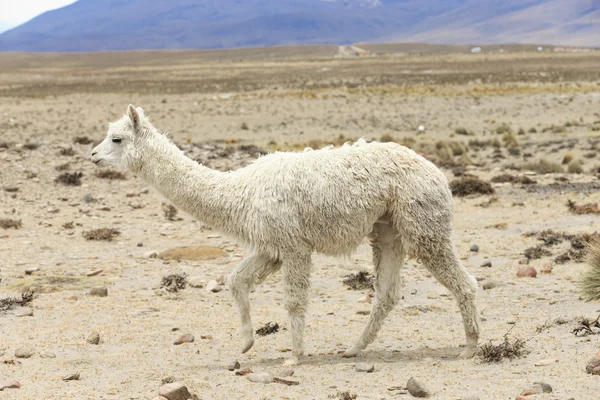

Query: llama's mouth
<box><xmin>93</xmin><ymin>159</ymin><xmax>102</xmax><ymax>165</ymax></box>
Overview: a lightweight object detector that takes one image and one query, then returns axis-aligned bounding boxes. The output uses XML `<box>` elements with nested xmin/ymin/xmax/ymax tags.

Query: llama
<box><xmin>91</xmin><ymin>105</ymin><xmax>479</xmax><ymax>366</ymax></box>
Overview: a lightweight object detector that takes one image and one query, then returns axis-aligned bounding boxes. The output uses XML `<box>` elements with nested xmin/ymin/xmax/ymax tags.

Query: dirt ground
<box><xmin>1</xmin><ymin>45</ymin><xmax>600</xmax><ymax>399</ymax></box>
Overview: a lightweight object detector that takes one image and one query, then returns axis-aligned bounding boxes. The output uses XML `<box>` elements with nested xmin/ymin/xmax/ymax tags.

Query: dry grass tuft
<box><xmin>95</xmin><ymin>169</ymin><xmax>127</xmax><ymax>180</ymax></box>
<box><xmin>0</xmin><ymin>291</ymin><xmax>34</xmax><ymax>312</ymax></box>
<box><xmin>581</xmin><ymin>239</ymin><xmax>600</xmax><ymax>301</ymax></box>
<box><xmin>524</xmin><ymin>245</ymin><xmax>552</xmax><ymax>260</ymax></box>
<box><xmin>478</xmin><ymin>330</ymin><xmax>528</xmax><ymax>363</ymax></box>
<box><xmin>490</xmin><ymin>174</ymin><xmax>536</xmax><ymax>185</ymax></box>
<box><xmin>256</xmin><ymin>322</ymin><xmax>279</xmax><ymax>336</ymax></box>
<box><xmin>0</xmin><ymin>219</ymin><xmax>22</xmax><ymax>229</ymax></box>
<box><xmin>522</xmin><ymin>159</ymin><xmax>563</xmax><ymax>174</ymax></box>
<box><xmin>55</xmin><ymin>172</ymin><xmax>83</xmax><ymax>186</ymax></box>
<box><xmin>568</xmin><ymin>161</ymin><xmax>584</xmax><ymax>174</ymax></box>
<box><xmin>328</xmin><ymin>392</ymin><xmax>358</xmax><ymax>400</ymax></box>
<box><xmin>449</xmin><ymin>177</ymin><xmax>494</xmax><ymax>197</ymax></box>
<box><xmin>162</xmin><ymin>203</ymin><xmax>178</xmax><ymax>221</ymax></box>
<box><xmin>160</xmin><ymin>273</ymin><xmax>188</xmax><ymax>293</ymax></box>
<box><xmin>58</xmin><ymin>147</ymin><xmax>76</xmax><ymax>156</ymax></box>
<box><xmin>343</xmin><ymin>271</ymin><xmax>374</xmax><ymax>291</ymax></box>
<box><xmin>562</xmin><ymin>152</ymin><xmax>574</xmax><ymax>164</ymax></box>
<box><xmin>567</xmin><ymin>200</ymin><xmax>600</xmax><ymax>215</ymax></box>
<box><xmin>73</xmin><ymin>136</ymin><xmax>93</xmax><ymax>145</ymax></box>
<box><xmin>83</xmin><ymin>228</ymin><xmax>120</xmax><ymax>241</ymax></box>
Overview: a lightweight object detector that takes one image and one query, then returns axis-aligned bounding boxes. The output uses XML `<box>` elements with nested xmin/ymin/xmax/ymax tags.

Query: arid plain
<box><xmin>1</xmin><ymin>44</ymin><xmax>600</xmax><ymax>399</ymax></box>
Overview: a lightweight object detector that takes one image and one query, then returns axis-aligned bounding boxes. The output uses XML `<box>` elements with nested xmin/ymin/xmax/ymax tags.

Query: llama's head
<box><xmin>91</xmin><ymin>105</ymin><xmax>148</xmax><ymax>170</ymax></box>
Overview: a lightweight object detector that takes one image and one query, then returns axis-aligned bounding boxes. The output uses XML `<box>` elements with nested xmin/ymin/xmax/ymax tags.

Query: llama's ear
<box><xmin>127</xmin><ymin>104</ymin><xmax>141</xmax><ymax>131</ymax></box>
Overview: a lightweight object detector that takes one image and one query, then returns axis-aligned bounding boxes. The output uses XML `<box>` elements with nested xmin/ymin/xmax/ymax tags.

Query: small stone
<box><xmin>86</xmin><ymin>269</ymin><xmax>103</xmax><ymax>277</ymax></box>
<box><xmin>188</xmin><ymin>277</ymin><xmax>205</xmax><ymax>288</ymax></box>
<box><xmin>161</xmin><ymin>376</ymin><xmax>176</xmax><ymax>385</ymax></box>
<box><xmin>200</xmin><ymin>334</ymin><xmax>212</xmax><ymax>340</ymax></box>
<box><xmin>24</xmin><ymin>267</ymin><xmax>40</xmax><ymax>275</ymax></box>
<box><xmin>534</xmin><ymin>358</ymin><xmax>557</xmax><ymax>366</ymax></box>
<box><xmin>206</xmin><ymin>280</ymin><xmax>221</xmax><ymax>293</ymax></box>
<box><xmin>406</xmin><ymin>377</ymin><xmax>430</xmax><ymax>398</ymax></box>
<box><xmin>470</xmin><ymin>244</ymin><xmax>479</xmax><ymax>252</ymax></box>
<box><xmin>15</xmin><ymin>308</ymin><xmax>33</xmax><ymax>317</ymax></box>
<box><xmin>227</xmin><ymin>360</ymin><xmax>241</xmax><ymax>371</ymax></box>
<box><xmin>355</xmin><ymin>362</ymin><xmax>375</xmax><ymax>373</ymax></box>
<box><xmin>480</xmin><ymin>260</ymin><xmax>492</xmax><ymax>268</ymax></box>
<box><xmin>520</xmin><ymin>384</ymin><xmax>543</xmax><ymax>396</ymax></box>
<box><xmin>146</xmin><ymin>251</ymin><xmax>158</xmax><ymax>258</ymax></box>
<box><xmin>279</xmin><ymin>369</ymin><xmax>294</xmax><ymax>377</ymax></box>
<box><xmin>357</xmin><ymin>295</ymin><xmax>371</xmax><ymax>303</ymax></box>
<box><xmin>62</xmin><ymin>372</ymin><xmax>80</xmax><ymax>381</ymax></box>
<box><xmin>482</xmin><ymin>281</ymin><xmax>496</xmax><ymax>290</ymax></box>
<box><xmin>137</xmin><ymin>242</ymin><xmax>144</xmax><ymax>247</ymax></box>
<box><xmin>236</xmin><ymin>367</ymin><xmax>253</xmax><ymax>376</ymax></box>
<box><xmin>14</xmin><ymin>348</ymin><xmax>32</xmax><ymax>359</ymax></box>
<box><xmin>532</xmin><ymin>382</ymin><xmax>553</xmax><ymax>393</ymax></box>
<box><xmin>586</xmin><ymin>355</ymin><xmax>600</xmax><ymax>375</ymax></box>
<box><xmin>0</xmin><ymin>380</ymin><xmax>20</xmax><ymax>390</ymax></box>
<box><xmin>173</xmin><ymin>333</ymin><xmax>194</xmax><ymax>345</ymax></box>
<box><xmin>247</xmin><ymin>372</ymin><xmax>274</xmax><ymax>384</ymax></box>
<box><xmin>87</xmin><ymin>332</ymin><xmax>100</xmax><ymax>345</ymax></box>
<box><xmin>158</xmin><ymin>382</ymin><xmax>192</xmax><ymax>400</ymax></box>
<box><xmin>40</xmin><ymin>351</ymin><xmax>56</xmax><ymax>359</ymax></box>
<box><xmin>89</xmin><ymin>286</ymin><xmax>108</xmax><ymax>297</ymax></box>
<box><xmin>517</xmin><ymin>266</ymin><xmax>537</xmax><ymax>278</ymax></box>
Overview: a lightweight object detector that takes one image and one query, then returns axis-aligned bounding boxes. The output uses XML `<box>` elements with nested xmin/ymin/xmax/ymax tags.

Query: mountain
<box><xmin>0</xmin><ymin>0</ymin><xmax>597</xmax><ymax>52</ymax></box>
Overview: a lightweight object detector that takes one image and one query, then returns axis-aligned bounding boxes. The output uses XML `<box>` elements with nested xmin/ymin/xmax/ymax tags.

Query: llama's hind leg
<box><xmin>344</xmin><ymin>223</ymin><xmax>404</xmax><ymax>357</ymax></box>
<box><xmin>228</xmin><ymin>253</ymin><xmax>281</xmax><ymax>354</ymax></box>
<box><xmin>420</xmin><ymin>241</ymin><xmax>479</xmax><ymax>358</ymax></box>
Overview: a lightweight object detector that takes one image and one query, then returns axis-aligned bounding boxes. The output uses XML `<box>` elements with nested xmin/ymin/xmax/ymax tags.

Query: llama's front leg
<box><xmin>228</xmin><ymin>253</ymin><xmax>280</xmax><ymax>354</ymax></box>
<box><xmin>281</xmin><ymin>254</ymin><xmax>312</xmax><ymax>366</ymax></box>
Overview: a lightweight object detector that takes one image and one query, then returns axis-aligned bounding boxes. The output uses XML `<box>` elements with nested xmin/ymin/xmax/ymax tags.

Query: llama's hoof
<box><xmin>342</xmin><ymin>346</ymin><xmax>361</xmax><ymax>358</ymax></box>
<box><xmin>457</xmin><ymin>346</ymin><xmax>477</xmax><ymax>359</ymax></box>
<box><xmin>283</xmin><ymin>356</ymin><xmax>300</xmax><ymax>366</ymax></box>
<box><xmin>241</xmin><ymin>338</ymin><xmax>255</xmax><ymax>354</ymax></box>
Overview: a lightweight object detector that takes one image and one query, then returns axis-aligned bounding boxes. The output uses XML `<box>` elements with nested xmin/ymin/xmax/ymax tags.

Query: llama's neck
<box><xmin>135</xmin><ymin>134</ymin><xmax>240</xmax><ymax>234</ymax></box>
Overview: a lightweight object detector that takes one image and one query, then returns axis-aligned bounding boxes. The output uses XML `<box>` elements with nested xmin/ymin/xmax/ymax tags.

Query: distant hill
<box><xmin>0</xmin><ymin>0</ymin><xmax>597</xmax><ymax>52</ymax></box>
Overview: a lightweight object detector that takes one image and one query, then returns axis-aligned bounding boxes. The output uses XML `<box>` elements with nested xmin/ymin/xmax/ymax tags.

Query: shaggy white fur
<box><xmin>91</xmin><ymin>105</ymin><xmax>479</xmax><ymax>365</ymax></box>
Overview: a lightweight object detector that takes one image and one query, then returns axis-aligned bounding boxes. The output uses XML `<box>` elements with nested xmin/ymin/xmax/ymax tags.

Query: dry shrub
<box><xmin>502</xmin><ymin>132</ymin><xmax>519</xmax><ymax>148</ymax></box>
<box><xmin>328</xmin><ymin>392</ymin><xmax>358</xmax><ymax>400</ymax></box>
<box><xmin>0</xmin><ymin>219</ymin><xmax>22</xmax><ymax>229</ymax></box>
<box><xmin>162</xmin><ymin>203</ymin><xmax>178</xmax><ymax>221</ymax></box>
<box><xmin>524</xmin><ymin>245</ymin><xmax>552</xmax><ymax>260</ymax></box>
<box><xmin>581</xmin><ymin>239</ymin><xmax>600</xmax><ymax>300</ymax></box>
<box><xmin>58</xmin><ymin>147</ymin><xmax>76</xmax><ymax>156</ymax></box>
<box><xmin>454</xmin><ymin>127</ymin><xmax>469</xmax><ymax>136</ymax></box>
<box><xmin>572</xmin><ymin>315</ymin><xmax>600</xmax><ymax>335</ymax></box>
<box><xmin>56</xmin><ymin>172</ymin><xmax>83</xmax><ymax>186</ymax></box>
<box><xmin>55</xmin><ymin>162</ymin><xmax>71</xmax><ymax>171</ymax></box>
<box><xmin>62</xmin><ymin>221</ymin><xmax>74</xmax><ymax>229</ymax></box>
<box><xmin>23</xmin><ymin>142</ymin><xmax>39</xmax><ymax>150</ymax></box>
<box><xmin>449</xmin><ymin>177</ymin><xmax>494</xmax><ymax>197</ymax></box>
<box><xmin>160</xmin><ymin>273</ymin><xmax>188</xmax><ymax>293</ymax></box>
<box><xmin>478</xmin><ymin>333</ymin><xmax>528</xmax><ymax>363</ymax></box>
<box><xmin>256</xmin><ymin>322</ymin><xmax>279</xmax><ymax>336</ymax></box>
<box><xmin>240</xmin><ymin>122</ymin><xmax>249</xmax><ymax>130</ymax></box>
<box><xmin>522</xmin><ymin>159</ymin><xmax>563</xmax><ymax>174</ymax></box>
<box><xmin>380</xmin><ymin>133</ymin><xmax>395</xmax><ymax>142</ymax></box>
<box><xmin>343</xmin><ymin>271</ymin><xmax>374</xmax><ymax>290</ymax></box>
<box><xmin>555</xmin><ymin>233</ymin><xmax>600</xmax><ymax>264</ymax></box>
<box><xmin>490</xmin><ymin>174</ymin><xmax>536</xmax><ymax>185</ymax></box>
<box><xmin>567</xmin><ymin>200</ymin><xmax>600</xmax><ymax>215</ymax></box>
<box><xmin>495</xmin><ymin>123</ymin><xmax>511</xmax><ymax>135</ymax></box>
<box><xmin>562</xmin><ymin>152</ymin><xmax>574</xmax><ymax>164</ymax></box>
<box><xmin>73</xmin><ymin>136</ymin><xmax>93</xmax><ymax>145</ymax></box>
<box><xmin>568</xmin><ymin>162</ymin><xmax>584</xmax><ymax>174</ymax></box>
<box><xmin>95</xmin><ymin>169</ymin><xmax>126</xmax><ymax>180</ymax></box>
<box><xmin>0</xmin><ymin>291</ymin><xmax>34</xmax><ymax>312</ymax></box>
<box><xmin>83</xmin><ymin>228</ymin><xmax>120</xmax><ymax>241</ymax></box>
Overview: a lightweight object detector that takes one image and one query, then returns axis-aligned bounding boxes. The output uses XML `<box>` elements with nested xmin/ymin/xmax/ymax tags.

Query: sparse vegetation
<box><xmin>568</xmin><ymin>161</ymin><xmax>584</xmax><ymax>174</ymax></box>
<box><xmin>562</xmin><ymin>152</ymin><xmax>574</xmax><ymax>164</ymax></box>
<box><xmin>343</xmin><ymin>271</ymin><xmax>374</xmax><ymax>290</ymax></box>
<box><xmin>256</xmin><ymin>322</ymin><xmax>279</xmax><ymax>336</ymax></box>
<box><xmin>95</xmin><ymin>169</ymin><xmax>127</xmax><ymax>180</ymax></box>
<box><xmin>83</xmin><ymin>228</ymin><xmax>121</xmax><ymax>241</ymax></box>
<box><xmin>572</xmin><ymin>315</ymin><xmax>600</xmax><ymax>336</ymax></box>
<box><xmin>478</xmin><ymin>330</ymin><xmax>528</xmax><ymax>363</ymax></box>
<box><xmin>55</xmin><ymin>171</ymin><xmax>83</xmax><ymax>186</ymax></box>
<box><xmin>240</xmin><ymin>121</ymin><xmax>249</xmax><ymax>130</ymax></box>
<box><xmin>490</xmin><ymin>174</ymin><xmax>536</xmax><ymax>185</ymax></box>
<box><xmin>23</xmin><ymin>142</ymin><xmax>39</xmax><ymax>150</ymax></box>
<box><xmin>160</xmin><ymin>273</ymin><xmax>188</xmax><ymax>293</ymax></box>
<box><xmin>0</xmin><ymin>218</ymin><xmax>22</xmax><ymax>229</ymax></box>
<box><xmin>58</xmin><ymin>147</ymin><xmax>76</xmax><ymax>156</ymax></box>
<box><xmin>522</xmin><ymin>159</ymin><xmax>563</xmax><ymax>174</ymax></box>
<box><xmin>328</xmin><ymin>392</ymin><xmax>358</xmax><ymax>400</ymax></box>
<box><xmin>0</xmin><ymin>291</ymin><xmax>34</xmax><ymax>312</ymax></box>
<box><xmin>581</xmin><ymin>239</ymin><xmax>600</xmax><ymax>301</ymax></box>
<box><xmin>449</xmin><ymin>176</ymin><xmax>494</xmax><ymax>197</ymax></box>
<box><xmin>454</xmin><ymin>127</ymin><xmax>469</xmax><ymax>136</ymax></box>
<box><xmin>73</xmin><ymin>136</ymin><xmax>93</xmax><ymax>145</ymax></box>
<box><xmin>567</xmin><ymin>200</ymin><xmax>600</xmax><ymax>215</ymax></box>
<box><xmin>524</xmin><ymin>245</ymin><xmax>552</xmax><ymax>260</ymax></box>
<box><xmin>162</xmin><ymin>203</ymin><xmax>178</xmax><ymax>221</ymax></box>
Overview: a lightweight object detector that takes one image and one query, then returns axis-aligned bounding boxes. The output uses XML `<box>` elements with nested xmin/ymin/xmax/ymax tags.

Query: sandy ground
<box><xmin>1</xmin><ymin>46</ymin><xmax>600</xmax><ymax>399</ymax></box>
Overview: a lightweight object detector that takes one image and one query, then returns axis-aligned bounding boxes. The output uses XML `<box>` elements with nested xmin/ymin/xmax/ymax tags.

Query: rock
<box><xmin>137</xmin><ymin>242</ymin><xmax>144</xmax><ymax>247</ymax></box>
<box><xmin>532</xmin><ymin>382</ymin><xmax>553</xmax><ymax>393</ymax></box>
<box><xmin>247</xmin><ymin>372</ymin><xmax>274</xmax><ymax>384</ymax></box>
<box><xmin>227</xmin><ymin>360</ymin><xmax>241</xmax><ymax>371</ymax></box>
<box><xmin>158</xmin><ymin>382</ymin><xmax>192</xmax><ymax>400</ymax></box>
<box><xmin>188</xmin><ymin>277</ymin><xmax>205</xmax><ymax>288</ymax></box>
<box><xmin>174</xmin><ymin>333</ymin><xmax>194</xmax><ymax>345</ymax></box>
<box><xmin>520</xmin><ymin>384</ymin><xmax>543</xmax><ymax>396</ymax></box>
<box><xmin>480</xmin><ymin>260</ymin><xmax>492</xmax><ymax>268</ymax></box>
<box><xmin>205</xmin><ymin>280</ymin><xmax>221</xmax><ymax>293</ymax></box>
<box><xmin>158</xmin><ymin>246</ymin><xmax>227</xmax><ymax>261</ymax></box>
<box><xmin>0</xmin><ymin>380</ymin><xmax>20</xmax><ymax>390</ymax></box>
<box><xmin>24</xmin><ymin>267</ymin><xmax>40</xmax><ymax>275</ymax></box>
<box><xmin>87</xmin><ymin>331</ymin><xmax>100</xmax><ymax>345</ymax></box>
<box><xmin>586</xmin><ymin>355</ymin><xmax>600</xmax><ymax>375</ymax></box>
<box><xmin>86</xmin><ymin>269</ymin><xmax>103</xmax><ymax>277</ymax></box>
<box><xmin>236</xmin><ymin>368</ymin><xmax>253</xmax><ymax>376</ymax></box>
<box><xmin>482</xmin><ymin>281</ymin><xmax>497</xmax><ymax>290</ymax></box>
<box><xmin>90</xmin><ymin>286</ymin><xmax>108</xmax><ymax>297</ymax></box>
<box><xmin>540</xmin><ymin>263</ymin><xmax>553</xmax><ymax>274</ymax></box>
<box><xmin>355</xmin><ymin>363</ymin><xmax>375</xmax><ymax>373</ymax></box>
<box><xmin>14</xmin><ymin>348</ymin><xmax>32</xmax><ymax>359</ymax></box>
<box><xmin>15</xmin><ymin>308</ymin><xmax>33</xmax><ymax>317</ymax></box>
<box><xmin>534</xmin><ymin>358</ymin><xmax>557</xmax><ymax>366</ymax></box>
<box><xmin>406</xmin><ymin>377</ymin><xmax>430</xmax><ymax>398</ymax></box>
<box><xmin>470</xmin><ymin>244</ymin><xmax>479</xmax><ymax>252</ymax></box>
<box><xmin>516</xmin><ymin>266</ymin><xmax>537</xmax><ymax>278</ymax></box>
<box><xmin>62</xmin><ymin>372</ymin><xmax>80</xmax><ymax>381</ymax></box>
<box><xmin>279</xmin><ymin>369</ymin><xmax>294</xmax><ymax>377</ymax></box>
<box><xmin>146</xmin><ymin>251</ymin><xmax>158</xmax><ymax>258</ymax></box>
<box><xmin>40</xmin><ymin>351</ymin><xmax>56</xmax><ymax>359</ymax></box>
<box><xmin>200</xmin><ymin>334</ymin><xmax>213</xmax><ymax>339</ymax></box>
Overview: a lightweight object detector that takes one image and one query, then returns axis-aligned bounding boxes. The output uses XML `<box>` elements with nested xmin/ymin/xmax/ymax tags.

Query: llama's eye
<box><xmin>112</xmin><ymin>138</ymin><xmax>122</xmax><ymax>143</ymax></box>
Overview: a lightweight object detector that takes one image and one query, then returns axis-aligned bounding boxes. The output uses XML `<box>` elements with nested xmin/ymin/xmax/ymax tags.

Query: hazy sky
<box><xmin>0</xmin><ymin>0</ymin><xmax>77</xmax><ymax>32</ymax></box>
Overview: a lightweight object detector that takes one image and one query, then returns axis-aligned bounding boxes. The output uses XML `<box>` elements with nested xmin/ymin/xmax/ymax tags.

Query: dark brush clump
<box><xmin>0</xmin><ymin>219</ymin><xmax>22</xmax><ymax>229</ymax></box>
<box><xmin>55</xmin><ymin>172</ymin><xmax>83</xmax><ymax>186</ymax></box>
<box><xmin>82</xmin><ymin>228</ymin><xmax>120</xmax><ymax>241</ymax></box>
<box><xmin>160</xmin><ymin>273</ymin><xmax>188</xmax><ymax>293</ymax></box>
<box><xmin>524</xmin><ymin>245</ymin><xmax>552</xmax><ymax>260</ymax></box>
<box><xmin>490</xmin><ymin>174</ymin><xmax>536</xmax><ymax>185</ymax></box>
<box><xmin>73</xmin><ymin>136</ymin><xmax>93</xmax><ymax>145</ymax></box>
<box><xmin>256</xmin><ymin>322</ymin><xmax>279</xmax><ymax>336</ymax></box>
<box><xmin>162</xmin><ymin>203</ymin><xmax>178</xmax><ymax>221</ymax></box>
<box><xmin>567</xmin><ymin>200</ymin><xmax>600</xmax><ymax>215</ymax></box>
<box><xmin>0</xmin><ymin>291</ymin><xmax>34</xmax><ymax>312</ymax></box>
<box><xmin>343</xmin><ymin>271</ymin><xmax>374</xmax><ymax>291</ymax></box>
<box><xmin>328</xmin><ymin>392</ymin><xmax>358</xmax><ymax>400</ymax></box>
<box><xmin>95</xmin><ymin>169</ymin><xmax>127</xmax><ymax>180</ymax></box>
<box><xmin>58</xmin><ymin>147</ymin><xmax>76</xmax><ymax>156</ymax></box>
<box><xmin>449</xmin><ymin>176</ymin><xmax>495</xmax><ymax>197</ymax></box>
<box><xmin>478</xmin><ymin>336</ymin><xmax>528</xmax><ymax>363</ymax></box>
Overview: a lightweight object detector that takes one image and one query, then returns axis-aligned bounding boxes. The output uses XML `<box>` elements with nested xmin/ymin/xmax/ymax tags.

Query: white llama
<box><xmin>91</xmin><ymin>105</ymin><xmax>479</xmax><ymax>366</ymax></box>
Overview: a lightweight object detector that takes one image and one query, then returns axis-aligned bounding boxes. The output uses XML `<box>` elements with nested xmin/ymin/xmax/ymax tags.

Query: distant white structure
<box><xmin>335</xmin><ymin>45</ymin><xmax>372</xmax><ymax>58</ymax></box>
<box><xmin>471</xmin><ymin>47</ymin><xmax>482</xmax><ymax>53</ymax></box>
<box><xmin>418</xmin><ymin>125</ymin><xmax>425</xmax><ymax>133</ymax></box>
<box><xmin>537</xmin><ymin>46</ymin><xmax>543</xmax><ymax>52</ymax></box>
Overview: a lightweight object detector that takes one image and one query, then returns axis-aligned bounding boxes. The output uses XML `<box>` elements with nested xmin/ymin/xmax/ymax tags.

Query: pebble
<box><xmin>532</xmin><ymin>381</ymin><xmax>553</xmax><ymax>393</ymax></box>
<box><xmin>516</xmin><ymin>266</ymin><xmax>537</xmax><ymax>278</ymax></box>
<box><xmin>137</xmin><ymin>242</ymin><xmax>144</xmax><ymax>247</ymax></box>
<box><xmin>188</xmin><ymin>277</ymin><xmax>205</xmax><ymax>288</ymax></box>
<box><xmin>40</xmin><ymin>351</ymin><xmax>56</xmax><ymax>359</ymax></box>
<box><xmin>173</xmin><ymin>333</ymin><xmax>194</xmax><ymax>345</ymax></box>
<box><xmin>227</xmin><ymin>360</ymin><xmax>241</xmax><ymax>371</ymax></box>
<box><xmin>247</xmin><ymin>372</ymin><xmax>274</xmax><ymax>384</ymax></box>
<box><xmin>355</xmin><ymin>363</ymin><xmax>375</xmax><ymax>373</ymax></box>
<box><xmin>87</xmin><ymin>331</ymin><xmax>100</xmax><ymax>345</ymax></box>
<box><xmin>586</xmin><ymin>355</ymin><xmax>600</xmax><ymax>375</ymax></box>
<box><xmin>480</xmin><ymin>260</ymin><xmax>492</xmax><ymax>268</ymax></box>
<box><xmin>14</xmin><ymin>348</ymin><xmax>32</xmax><ymax>359</ymax></box>
<box><xmin>158</xmin><ymin>382</ymin><xmax>192</xmax><ymax>400</ymax></box>
<box><xmin>205</xmin><ymin>280</ymin><xmax>221</xmax><ymax>293</ymax></box>
<box><xmin>24</xmin><ymin>267</ymin><xmax>40</xmax><ymax>275</ymax></box>
<box><xmin>520</xmin><ymin>384</ymin><xmax>543</xmax><ymax>396</ymax></box>
<box><xmin>534</xmin><ymin>358</ymin><xmax>557</xmax><ymax>366</ymax></box>
<box><xmin>279</xmin><ymin>369</ymin><xmax>294</xmax><ymax>377</ymax></box>
<box><xmin>406</xmin><ymin>377</ymin><xmax>430</xmax><ymax>398</ymax></box>
<box><xmin>482</xmin><ymin>281</ymin><xmax>496</xmax><ymax>290</ymax></box>
<box><xmin>63</xmin><ymin>372</ymin><xmax>80</xmax><ymax>381</ymax></box>
<box><xmin>86</xmin><ymin>269</ymin><xmax>103</xmax><ymax>277</ymax></box>
<box><xmin>15</xmin><ymin>308</ymin><xmax>34</xmax><ymax>317</ymax></box>
<box><xmin>470</xmin><ymin>244</ymin><xmax>479</xmax><ymax>252</ymax></box>
<box><xmin>0</xmin><ymin>380</ymin><xmax>20</xmax><ymax>390</ymax></box>
<box><xmin>89</xmin><ymin>286</ymin><xmax>108</xmax><ymax>297</ymax></box>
